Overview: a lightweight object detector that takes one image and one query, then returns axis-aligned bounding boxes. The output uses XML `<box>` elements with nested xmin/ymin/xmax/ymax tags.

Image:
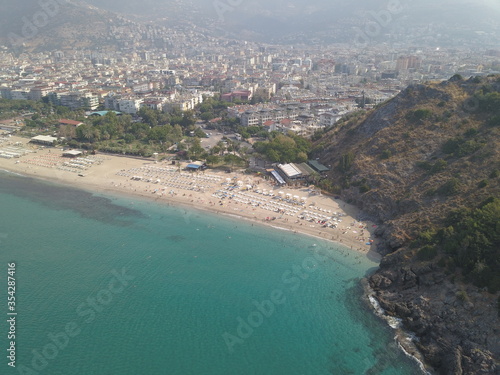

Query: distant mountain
<box><xmin>1</xmin><ymin>0</ymin><xmax>499</xmax><ymax>50</ymax></box>
<box><xmin>313</xmin><ymin>75</ymin><xmax>500</xmax><ymax>374</ymax></box>
<box><xmin>80</xmin><ymin>0</ymin><xmax>500</xmax><ymax>45</ymax></box>
<box><xmin>0</xmin><ymin>0</ymin><xmax>120</xmax><ymax>51</ymax></box>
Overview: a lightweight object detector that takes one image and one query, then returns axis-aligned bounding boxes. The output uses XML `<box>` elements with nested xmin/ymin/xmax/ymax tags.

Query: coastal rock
<box><xmin>370</xmin><ymin>273</ymin><xmax>392</xmax><ymax>288</ymax></box>
<box><xmin>314</xmin><ymin>76</ymin><xmax>500</xmax><ymax>374</ymax></box>
<box><xmin>399</xmin><ymin>266</ymin><xmax>419</xmax><ymax>289</ymax></box>
<box><xmin>394</xmin><ymin>302</ymin><xmax>412</xmax><ymax>318</ymax></box>
<box><xmin>441</xmin><ymin>347</ymin><xmax>463</xmax><ymax>375</ymax></box>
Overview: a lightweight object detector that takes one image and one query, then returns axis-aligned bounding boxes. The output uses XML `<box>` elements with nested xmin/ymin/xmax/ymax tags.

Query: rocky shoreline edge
<box><xmin>360</xmin><ymin>278</ymin><xmax>433</xmax><ymax>374</ymax></box>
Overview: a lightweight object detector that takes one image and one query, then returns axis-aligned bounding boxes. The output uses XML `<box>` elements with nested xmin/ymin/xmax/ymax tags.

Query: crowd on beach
<box><xmin>112</xmin><ymin>162</ymin><xmax>377</xmax><ymax>251</ymax></box>
<box><xmin>0</xmin><ymin>137</ymin><xmax>378</xmax><ymax>255</ymax></box>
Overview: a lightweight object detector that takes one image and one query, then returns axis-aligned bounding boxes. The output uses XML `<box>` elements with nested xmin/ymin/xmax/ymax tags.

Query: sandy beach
<box><xmin>0</xmin><ymin>136</ymin><xmax>381</xmax><ymax>262</ymax></box>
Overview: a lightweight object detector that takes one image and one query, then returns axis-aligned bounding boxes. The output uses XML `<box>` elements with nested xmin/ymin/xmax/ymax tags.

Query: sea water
<box><xmin>0</xmin><ymin>171</ymin><xmax>421</xmax><ymax>375</ymax></box>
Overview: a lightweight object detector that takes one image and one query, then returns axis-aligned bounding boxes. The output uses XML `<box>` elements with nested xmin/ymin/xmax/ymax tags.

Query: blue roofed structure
<box><xmin>89</xmin><ymin>111</ymin><xmax>122</xmax><ymax>116</ymax></box>
<box><xmin>186</xmin><ymin>161</ymin><xmax>207</xmax><ymax>170</ymax></box>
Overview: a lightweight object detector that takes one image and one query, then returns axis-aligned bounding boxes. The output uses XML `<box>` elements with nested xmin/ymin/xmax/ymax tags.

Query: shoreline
<box><xmin>361</xmin><ymin>280</ymin><xmax>433</xmax><ymax>375</ymax></box>
<box><xmin>0</xmin><ymin>136</ymin><xmax>381</xmax><ymax>263</ymax></box>
<box><xmin>1</xmin><ymin>136</ymin><xmax>435</xmax><ymax>373</ymax></box>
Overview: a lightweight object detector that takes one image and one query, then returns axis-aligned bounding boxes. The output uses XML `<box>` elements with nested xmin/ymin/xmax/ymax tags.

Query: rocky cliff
<box><xmin>314</xmin><ymin>75</ymin><xmax>500</xmax><ymax>374</ymax></box>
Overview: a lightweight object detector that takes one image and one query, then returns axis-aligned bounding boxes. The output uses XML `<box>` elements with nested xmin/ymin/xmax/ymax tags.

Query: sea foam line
<box><xmin>367</xmin><ymin>291</ymin><xmax>432</xmax><ymax>375</ymax></box>
<box><xmin>0</xmin><ymin>168</ymin><xmax>26</xmax><ymax>177</ymax></box>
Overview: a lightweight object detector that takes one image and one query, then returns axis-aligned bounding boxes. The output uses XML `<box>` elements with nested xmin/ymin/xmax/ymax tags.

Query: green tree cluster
<box><xmin>405</xmin><ymin>108</ymin><xmax>433</xmax><ymax>122</ymax></box>
<box><xmin>442</xmin><ymin>137</ymin><xmax>484</xmax><ymax>157</ymax></box>
<box><xmin>253</xmin><ymin>133</ymin><xmax>311</xmax><ymax>163</ymax></box>
<box><xmin>435</xmin><ymin>198</ymin><xmax>500</xmax><ymax>292</ymax></box>
<box><xmin>197</xmin><ymin>97</ymin><xmax>231</xmax><ymax>122</ymax></box>
<box><xmin>74</xmin><ymin>111</ymin><xmax>185</xmax><ymax>154</ymax></box>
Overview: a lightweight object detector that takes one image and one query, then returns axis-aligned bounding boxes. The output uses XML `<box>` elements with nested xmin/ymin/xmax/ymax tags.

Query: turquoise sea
<box><xmin>0</xmin><ymin>171</ymin><xmax>421</xmax><ymax>375</ymax></box>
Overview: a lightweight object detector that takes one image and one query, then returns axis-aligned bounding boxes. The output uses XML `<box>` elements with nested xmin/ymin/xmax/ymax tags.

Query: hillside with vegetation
<box><xmin>313</xmin><ymin>75</ymin><xmax>500</xmax><ymax>374</ymax></box>
<box><xmin>0</xmin><ymin>0</ymin><xmax>170</xmax><ymax>52</ymax></box>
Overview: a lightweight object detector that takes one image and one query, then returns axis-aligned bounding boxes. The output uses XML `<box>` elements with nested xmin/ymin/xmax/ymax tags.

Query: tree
<box><xmin>206</xmin><ymin>155</ymin><xmax>220</xmax><ymax>166</ymax></box>
<box><xmin>76</xmin><ymin>124</ymin><xmax>93</xmax><ymax>142</ymax></box>
<box><xmin>180</xmin><ymin>111</ymin><xmax>196</xmax><ymax>129</ymax></box>
<box><xmin>187</xmin><ymin>138</ymin><xmax>205</xmax><ymax>160</ymax></box>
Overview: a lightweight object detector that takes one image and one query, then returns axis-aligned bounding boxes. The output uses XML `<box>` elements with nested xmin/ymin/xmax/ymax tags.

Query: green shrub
<box><xmin>419</xmin><ymin>229</ymin><xmax>437</xmax><ymax>245</ymax></box>
<box><xmin>478</xmin><ymin>179</ymin><xmax>488</xmax><ymax>188</ymax></box>
<box><xmin>488</xmin><ymin>115</ymin><xmax>500</xmax><ymax>127</ymax></box>
<box><xmin>380</xmin><ymin>149</ymin><xmax>392</xmax><ymax>159</ymax></box>
<box><xmin>464</xmin><ymin>128</ymin><xmax>478</xmax><ymax>137</ymax></box>
<box><xmin>338</xmin><ymin>152</ymin><xmax>355</xmax><ymax>172</ymax></box>
<box><xmin>439</xmin><ymin>198</ymin><xmax>500</xmax><ymax>292</ymax></box>
<box><xmin>416</xmin><ymin>161</ymin><xmax>432</xmax><ymax>171</ymax></box>
<box><xmin>359</xmin><ymin>183</ymin><xmax>371</xmax><ymax>193</ymax></box>
<box><xmin>456</xmin><ymin>140</ymin><xmax>483</xmax><ymax>157</ymax></box>
<box><xmin>417</xmin><ymin>245</ymin><xmax>437</xmax><ymax>261</ymax></box>
<box><xmin>442</xmin><ymin>137</ymin><xmax>483</xmax><ymax>157</ymax></box>
<box><xmin>489</xmin><ymin>170</ymin><xmax>500</xmax><ymax>178</ymax></box>
<box><xmin>456</xmin><ymin>290</ymin><xmax>469</xmax><ymax>302</ymax></box>
<box><xmin>478</xmin><ymin>92</ymin><xmax>500</xmax><ymax>113</ymax></box>
<box><xmin>424</xmin><ymin>188</ymin><xmax>436</xmax><ymax>197</ymax></box>
<box><xmin>406</xmin><ymin>108</ymin><xmax>433</xmax><ymax>122</ymax></box>
<box><xmin>442</xmin><ymin>138</ymin><xmax>461</xmax><ymax>154</ymax></box>
<box><xmin>436</xmin><ymin>178</ymin><xmax>461</xmax><ymax>196</ymax></box>
<box><xmin>430</xmin><ymin>159</ymin><xmax>448</xmax><ymax>174</ymax></box>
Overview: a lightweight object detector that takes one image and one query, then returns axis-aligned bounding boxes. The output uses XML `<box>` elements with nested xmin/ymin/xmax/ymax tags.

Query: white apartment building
<box><xmin>240</xmin><ymin>108</ymin><xmax>298</xmax><ymax>127</ymax></box>
<box><xmin>319</xmin><ymin>112</ymin><xmax>342</xmax><ymax>127</ymax></box>
<box><xmin>162</xmin><ymin>92</ymin><xmax>203</xmax><ymax>113</ymax></box>
<box><xmin>57</xmin><ymin>91</ymin><xmax>99</xmax><ymax>110</ymax></box>
<box><xmin>118</xmin><ymin>98</ymin><xmax>144</xmax><ymax>114</ymax></box>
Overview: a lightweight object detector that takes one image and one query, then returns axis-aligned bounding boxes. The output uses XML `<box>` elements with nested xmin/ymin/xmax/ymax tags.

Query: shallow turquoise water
<box><xmin>0</xmin><ymin>171</ymin><xmax>421</xmax><ymax>374</ymax></box>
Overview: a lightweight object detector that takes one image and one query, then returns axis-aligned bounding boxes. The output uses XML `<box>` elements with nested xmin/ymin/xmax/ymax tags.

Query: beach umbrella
<box><xmin>278</xmin><ymin>191</ymin><xmax>284</xmax><ymax>196</ymax></box>
<box><xmin>293</xmin><ymin>195</ymin><xmax>299</xmax><ymax>200</ymax></box>
<box><xmin>237</xmin><ymin>180</ymin><xmax>243</xmax><ymax>186</ymax></box>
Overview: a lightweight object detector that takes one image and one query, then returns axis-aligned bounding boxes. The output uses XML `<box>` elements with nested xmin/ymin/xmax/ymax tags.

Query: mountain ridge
<box><xmin>1</xmin><ymin>0</ymin><xmax>500</xmax><ymax>50</ymax></box>
<box><xmin>313</xmin><ymin>75</ymin><xmax>500</xmax><ymax>374</ymax></box>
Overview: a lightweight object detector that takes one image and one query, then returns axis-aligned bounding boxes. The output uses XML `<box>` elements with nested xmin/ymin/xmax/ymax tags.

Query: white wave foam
<box><xmin>0</xmin><ymin>169</ymin><xmax>26</xmax><ymax>177</ymax></box>
<box><xmin>367</xmin><ymin>291</ymin><xmax>432</xmax><ymax>374</ymax></box>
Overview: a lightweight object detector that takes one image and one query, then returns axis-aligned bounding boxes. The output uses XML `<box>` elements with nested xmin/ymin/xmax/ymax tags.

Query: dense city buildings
<box><xmin>1</xmin><ymin>39</ymin><xmax>499</xmax><ymax>134</ymax></box>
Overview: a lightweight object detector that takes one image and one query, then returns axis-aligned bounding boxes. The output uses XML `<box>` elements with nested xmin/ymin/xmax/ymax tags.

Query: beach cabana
<box><xmin>186</xmin><ymin>161</ymin><xmax>207</xmax><ymax>171</ymax></box>
<box><xmin>30</xmin><ymin>135</ymin><xmax>57</xmax><ymax>146</ymax></box>
<box><xmin>62</xmin><ymin>150</ymin><xmax>83</xmax><ymax>158</ymax></box>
